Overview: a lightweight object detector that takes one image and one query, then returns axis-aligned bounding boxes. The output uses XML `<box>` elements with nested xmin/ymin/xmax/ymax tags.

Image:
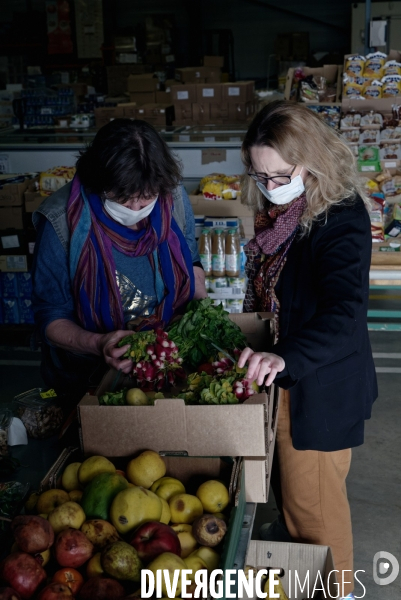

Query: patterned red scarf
<box><xmin>243</xmin><ymin>194</ymin><xmax>307</xmax><ymax>340</ymax></box>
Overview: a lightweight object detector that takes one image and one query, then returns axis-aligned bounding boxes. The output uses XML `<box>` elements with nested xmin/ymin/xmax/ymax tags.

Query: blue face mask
<box><xmin>257</xmin><ymin>168</ymin><xmax>305</xmax><ymax>205</ymax></box>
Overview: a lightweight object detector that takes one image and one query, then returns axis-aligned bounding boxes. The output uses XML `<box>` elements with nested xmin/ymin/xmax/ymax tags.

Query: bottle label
<box><xmin>199</xmin><ymin>254</ymin><xmax>212</xmax><ymax>271</ymax></box>
<box><xmin>212</xmin><ymin>254</ymin><xmax>225</xmax><ymax>272</ymax></box>
<box><xmin>225</xmin><ymin>253</ymin><xmax>240</xmax><ymax>273</ymax></box>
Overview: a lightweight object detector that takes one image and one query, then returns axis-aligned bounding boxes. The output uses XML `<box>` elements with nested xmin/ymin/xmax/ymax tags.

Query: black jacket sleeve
<box><xmin>273</xmin><ymin>204</ymin><xmax>371</xmax><ymax>387</ymax></box>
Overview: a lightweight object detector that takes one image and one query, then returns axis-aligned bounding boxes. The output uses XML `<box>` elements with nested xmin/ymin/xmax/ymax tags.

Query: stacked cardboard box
<box><xmin>128</xmin><ymin>73</ymin><xmax>158</xmax><ymax>105</ymax></box>
<box><xmin>172</xmin><ymin>80</ymin><xmax>255</xmax><ymax>126</ymax></box>
<box><xmin>106</xmin><ymin>65</ymin><xmax>149</xmax><ymax>96</ymax></box>
<box><xmin>94</xmin><ymin>102</ymin><xmax>174</xmax><ymax>129</ymax></box>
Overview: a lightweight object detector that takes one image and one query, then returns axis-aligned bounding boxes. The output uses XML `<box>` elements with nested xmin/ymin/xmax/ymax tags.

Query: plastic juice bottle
<box><xmin>225</xmin><ymin>228</ymin><xmax>240</xmax><ymax>277</ymax></box>
<box><xmin>198</xmin><ymin>228</ymin><xmax>212</xmax><ymax>276</ymax></box>
<box><xmin>212</xmin><ymin>229</ymin><xmax>226</xmax><ymax>277</ymax></box>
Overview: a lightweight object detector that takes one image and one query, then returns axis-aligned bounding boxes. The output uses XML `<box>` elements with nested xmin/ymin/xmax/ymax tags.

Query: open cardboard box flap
<box><xmin>245</xmin><ymin>540</ymin><xmax>337</xmax><ymax>599</ymax></box>
<box><xmin>78</xmin><ymin>313</ymin><xmax>278</xmax><ymax>503</ymax></box>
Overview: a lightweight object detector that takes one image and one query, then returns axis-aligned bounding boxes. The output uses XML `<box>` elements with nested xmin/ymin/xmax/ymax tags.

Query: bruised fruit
<box><xmin>110</xmin><ymin>486</ymin><xmax>162</xmax><ymax>535</ymax></box>
<box><xmin>0</xmin><ymin>552</ymin><xmax>46</xmax><ymax>600</ymax></box>
<box><xmin>101</xmin><ymin>541</ymin><xmax>142</xmax><ymax>581</ymax></box>
<box><xmin>192</xmin><ymin>514</ymin><xmax>227</xmax><ymax>547</ymax></box>
<box><xmin>11</xmin><ymin>515</ymin><xmax>54</xmax><ymax>554</ymax></box>
<box><xmin>169</xmin><ymin>494</ymin><xmax>203</xmax><ymax>524</ymax></box>
<box><xmin>80</xmin><ymin>519</ymin><xmax>120</xmax><ymax>550</ymax></box>
<box><xmin>33</xmin><ymin>549</ymin><xmax>51</xmax><ymax>568</ymax></box>
<box><xmin>78</xmin><ymin>577</ymin><xmax>125</xmax><ymax>600</ymax></box>
<box><xmin>54</xmin><ymin>529</ymin><xmax>94</xmax><ymax>568</ymax></box>
<box><xmin>37</xmin><ymin>583</ymin><xmax>73</xmax><ymax>600</ymax></box>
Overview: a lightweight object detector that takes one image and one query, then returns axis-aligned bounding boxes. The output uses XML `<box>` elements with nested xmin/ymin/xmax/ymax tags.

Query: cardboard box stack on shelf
<box><xmin>173</xmin><ymin>79</ymin><xmax>255</xmax><ymax>126</ymax></box>
<box><xmin>106</xmin><ymin>64</ymin><xmax>150</xmax><ymax>96</ymax></box>
<box><xmin>94</xmin><ymin>101</ymin><xmax>174</xmax><ymax>129</ymax></box>
<box><xmin>128</xmin><ymin>73</ymin><xmax>158</xmax><ymax>105</ymax></box>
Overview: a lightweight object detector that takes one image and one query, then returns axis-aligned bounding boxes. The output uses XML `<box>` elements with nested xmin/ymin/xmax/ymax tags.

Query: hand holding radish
<box><xmin>238</xmin><ymin>348</ymin><xmax>285</xmax><ymax>387</ymax></box>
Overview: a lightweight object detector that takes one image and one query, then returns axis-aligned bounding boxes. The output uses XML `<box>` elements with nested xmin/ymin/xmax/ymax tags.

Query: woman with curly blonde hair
<box><xmin>238</xmin><ymin>100</ymin><xmax>377</xmax><ymax>600</ymax></box>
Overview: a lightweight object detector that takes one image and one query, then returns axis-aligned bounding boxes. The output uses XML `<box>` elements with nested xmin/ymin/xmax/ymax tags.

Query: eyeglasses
<box><xmin>247</xmin><ymin>164</ymin><xmax>297</xmax><ymax>187</ymax></box>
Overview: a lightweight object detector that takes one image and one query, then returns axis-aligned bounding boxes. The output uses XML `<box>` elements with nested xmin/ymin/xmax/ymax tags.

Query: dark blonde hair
<box><xmin>241</xmin><ymin>100</ymin><xmax>369</xmax><ymax>234</ymax></box>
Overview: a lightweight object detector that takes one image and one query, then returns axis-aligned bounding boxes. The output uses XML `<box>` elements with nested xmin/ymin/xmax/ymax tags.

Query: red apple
<box><xmin>129</xmin><ymin>521</ymin><xmax>181</xmax><ymax>562</ymax></box>
<box><xmin>54</xmin><ymin>529</ymin><xmax>94</xmax><ymax>568</ymax></box>
<box><xmin>0</xmin><ymin>552</ymin><xmax>46</xmax><ymax>600</ymax></box>
<box><xmin>78</xmin><ymin>577</ymin><xmax>125</xmax><ymax>600</ymax></box>
<box><xmin>0</xmin><ymin>588</ymin><xmax>21</xmax><ymax>600</ymax></box>
<box><xmin>38</xmin><ymin>583</ymin><xmax>73</xmax><ymax>600</ymax></box>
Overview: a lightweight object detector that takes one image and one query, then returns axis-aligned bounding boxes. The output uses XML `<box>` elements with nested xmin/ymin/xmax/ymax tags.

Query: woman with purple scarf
<box><xmin>32</xmin><ymin>119</ymin><xmax>206</xmax><ymax>398</ymax></box>
<box><xmin>237</xmin><ymin>101</ymin><xmax>377</xmax><ymax>600</ymax></box>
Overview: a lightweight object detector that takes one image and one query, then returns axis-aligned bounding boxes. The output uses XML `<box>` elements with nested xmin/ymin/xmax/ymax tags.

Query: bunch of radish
<box><xmin>119</xmin><ymin>329</ymin><xmax>186</xmax><ymax>391</ymax></box>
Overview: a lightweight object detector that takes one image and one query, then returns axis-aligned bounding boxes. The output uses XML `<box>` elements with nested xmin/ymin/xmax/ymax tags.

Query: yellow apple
<box><xmin>151</xmin><ymin>477</ymin><xmax>186</xmax><ymax>501</ymax></box>
<box><xmin>148</xmin><ymin>552</ymin><xmax>186</xmax><ymax>597</ymax></box>
<box><xmin>36</xmin><ymin>489</ymin><xmax>70</xmax><ymax>515</ymax></box>
<box><xmin>81</xmin><ymin>519</ymin><xmax>120</xmax><ymax>549</ymax></box>
<box><xmin>61</xmin><ymin>462</ymin><xmax>82</xmax><ymax>492</ymax></box>
<box><xmin>171</xmin><ymin>524</ymin><xmax>198</xmax><ymax>558</ymax></box>
<box><xmin>184</xmin><ymin>554</ymin><xmax>208</xmax><ymax>581</ymax></box>
<box><xmin>126</xmin><ymin>451</ymin><xmax>166</xmax><ymax>488</ymax></box>
<box><xmin>78</xmin><ymin>456</ymin><xmax>116</xmax><ymax>486</ymax></box>
<box><xmin>48</xmin><ymin>501</ymin><xmax>86</xmax><ymax>534</ymax></box>
<box><xmin>159</xmin><ymin>498</ymin><xmax>171</xmax><ymax>524</ymax></box>
<box><xmin>69</xmin><ymin>490</ymin><xmax>83</xmax><ymax>503</ymax></box>
<box><xmin>196</xmin><ymin>480</ymin><xmax>229</xmax><ymax>513</ymax></box>
<box><xmin>190</xmin><ymin>547</ymin><xmax>220</xmax><ymax>571</ymax></box>
<box><xmin>86</xmin><ymin>552</ymin><xmax>104</xmax><ymax>577</ymax></box>
<box><xmin>110</xmin><ymin>486</ymin><xmax>162</xmax><ymax>535</ymax></box>
<box><xmin>169</xmin><ymin>494</ymin><xmax>203</xmax><ymax>524</ymax></box>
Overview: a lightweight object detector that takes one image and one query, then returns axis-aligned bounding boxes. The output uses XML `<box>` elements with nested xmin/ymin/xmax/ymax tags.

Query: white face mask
<box><xmin>104</xmin><ymin>197</ymin><xmax>158</xmax><ymax>226</ymax></box>
<box><xmin>256</xmin><ymin>168</ymin><xmax>305</xmax><ymax>206</ymax></box>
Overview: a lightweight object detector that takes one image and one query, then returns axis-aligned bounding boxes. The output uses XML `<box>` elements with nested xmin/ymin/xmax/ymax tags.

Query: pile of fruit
<box><xmin>0</xmin><ymin>451</ymin><xmax>231</xmax><ymax>599</ymax></box>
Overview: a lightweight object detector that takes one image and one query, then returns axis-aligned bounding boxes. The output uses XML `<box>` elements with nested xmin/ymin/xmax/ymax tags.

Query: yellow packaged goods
<box><xmin>363</xmin><ymin>179</ymin><xmax>380</xmax><ymax>194</ymax></box>
<box><xmin>39</xmin><ymin>166</ymin><xmax>76</xmax><ymax>196</ymax></box>
<box><xmin>343</xmin><ymin>75</ymin><xmax>365</xmax><ymax>99</ymax></box>
<box><xmin>384</xmin><ymin>60</ymin><xmax>401</xmax><ymax>76</ymax></box>
<box><xmin>382</xmin><ymin>75</ymin><xmax>401</xmax><ymax>98</ymax></box>
<box><xmin>364</xmin><ymin>51</ymin><xmax>387</xmax><ymax>78</ymax></box>
<box><xmin>203</xmin><ymin>181</ymin><xmax>238</xmax><ymax>200</ymax></box>
<box><xmin>223</xmin><ymin>175</ymin><xmax>241</xmax><ymax>191</ymax></box>
<box><xmin>364</xmin><ymin>80</ymin><xmax>383</xmax><ymax>99</ymax></box>
<box><xmin>199</xmin><ymin>173</ymin><xmax>225</xmax><ymax>191</ymax></box>
<box><xmin>345</xmin><ymin>55</ymin><xmax>365</xmax><ymax>77</ymax></box>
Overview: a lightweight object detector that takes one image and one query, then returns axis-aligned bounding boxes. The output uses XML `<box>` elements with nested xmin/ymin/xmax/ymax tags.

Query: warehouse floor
<box><xmin>0</xmin><ymin>330</ymin><xmax>400</xmax><ymax>598</ymax></box>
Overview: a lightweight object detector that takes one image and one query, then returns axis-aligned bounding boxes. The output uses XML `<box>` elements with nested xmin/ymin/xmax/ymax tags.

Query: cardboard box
<box><xmin>0</xmin><ymin>206</ymin><xmax>25</xmax><ymax>229</ymax></box>
<box><xmin>78</xmin><ymin>313</ymin><xmax>277</xmax><ymax>503</ymax></box>
<box><xmin>192</xmin><ymin>103</ymin><xmax>211</xmax><ymax>122</ymax></box>
<box><xmin>129</xmin><ymin>92</ymin><xmax>156</xmax><ymax>105</ymax></box>
<box><xmin>0</xmin><ymin>230</ymin><xmax>28</xmax><ymax>255</ymax></box>
<box><xmin>116</xmin><ymin>102</ymin><xmax>137</xmax><ymax>118</ymax></box>
<box><xmin>244</xmin><ymin>540</ymin><xmax>337</xmax><ymax>599</ymax></box>
<box><xmin>173</xmin><ymin>103</ymin><xmax>193</xmax><ymax>121</ymax></box>
<box><xmin>175</xmin><ymin>67</ymin><xmax>205</xmax><ymax>83</ymax></box>
<box><xmin>228</xmin><ymin>101</ymin><xmax>252</xmax><ymax>121</ymax></box>
<box><xmin>284</xmin><ymin>65</ymin><xmax>343</xmax><ymax>102</ymax></box>
<box><xmin>39</xmin><ymin>447</ymin><xmax>246</xmax><ymax>578</ymax></box>
<box><xmin>204</xmin><ymin>56</ymin><xmax>224</xmax><ymax>68</ymax></box>
<box><xmin>371</xmin><ymin>240</ymin><xmax>401</xmax><ymax>266</ymax></box>
<box><xmin>0</xmin><ymin>255</ymin><xmax>28</xmax><ymax>272</ymax></box>
<box><xmin>189</xmin><ymin>193</ymin><xmax>254</xmax><ymax>218</ymax></box>
<box><xmin>210</xmin><ymin>103</ymin><xmax>229</xmax><ymax>119</ymax></box>
<box><xmin>171</xmin><ymin>84</ymin><xmax>197</xmax><ymax>103</ymax></box>
<box><xmin>127</xmin><ymin>74</ymin><xmax>158</xmax><ymax>93</ymax></box>
<box><xmin>197</xmin><ymin>83</ymin><xmax>222</xmax><ymax>103</ymax></box>
<box><xmin>156</xmin><ymin>90</ymin><xmax>172</xmax><ymax>104</ymax></box>
<box><xmin>222</xmin><ymin>81</ymin><xmax>254</xmax><ymax>103</ymax></box>
<box><xmin>94</xmin><ymin>106</ymin><xmax>125</xmax><ymax>129</ymax></box>
<box><xmin>107</xmin><ymin>65</ymin><xmax>148</xmax><ymax>96</ymax></box>
<box><xmin>136</xmin><ymin>104</ymin><xmax>175</xmax><ymax>127</ymax></box>
<box><xmin>0</xmin><ymin>177</ymin><xmax>32</xmax><ymax>207</ymax></box>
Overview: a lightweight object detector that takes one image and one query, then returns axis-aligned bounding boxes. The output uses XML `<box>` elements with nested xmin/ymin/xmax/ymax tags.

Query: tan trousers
<box><xmin>276</xmin><ymin>389</ymin><xmax>354</xmax><ymax>598</ymax></box>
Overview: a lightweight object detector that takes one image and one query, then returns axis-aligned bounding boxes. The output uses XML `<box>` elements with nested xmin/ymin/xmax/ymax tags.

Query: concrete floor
<box><xmin>0</xmin><ymin>331</ymin><xmax>400</xmax><ymax>598</ymax></box>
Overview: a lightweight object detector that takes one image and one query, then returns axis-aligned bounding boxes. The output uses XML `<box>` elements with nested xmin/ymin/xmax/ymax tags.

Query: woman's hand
<box><xmin>97</xmin><ymin>330</ymin><xmax>134</xmax><ymax>374</ymax></box>
<box><xmin>193</xmin><ymin>266</ymin><xmax>208</xmax><ymax>299</ymax></box>
<box><xmin>238</xmin><ymin>348</ymin><xmax>285</xmax><ymax>387</ymax></box>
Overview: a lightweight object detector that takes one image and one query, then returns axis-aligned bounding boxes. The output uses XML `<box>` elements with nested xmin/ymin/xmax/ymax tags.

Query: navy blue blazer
<box><xmin>273</xmin><ymin>196</ymin><xmax>378</xmax><ymax>451</ymax></box>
